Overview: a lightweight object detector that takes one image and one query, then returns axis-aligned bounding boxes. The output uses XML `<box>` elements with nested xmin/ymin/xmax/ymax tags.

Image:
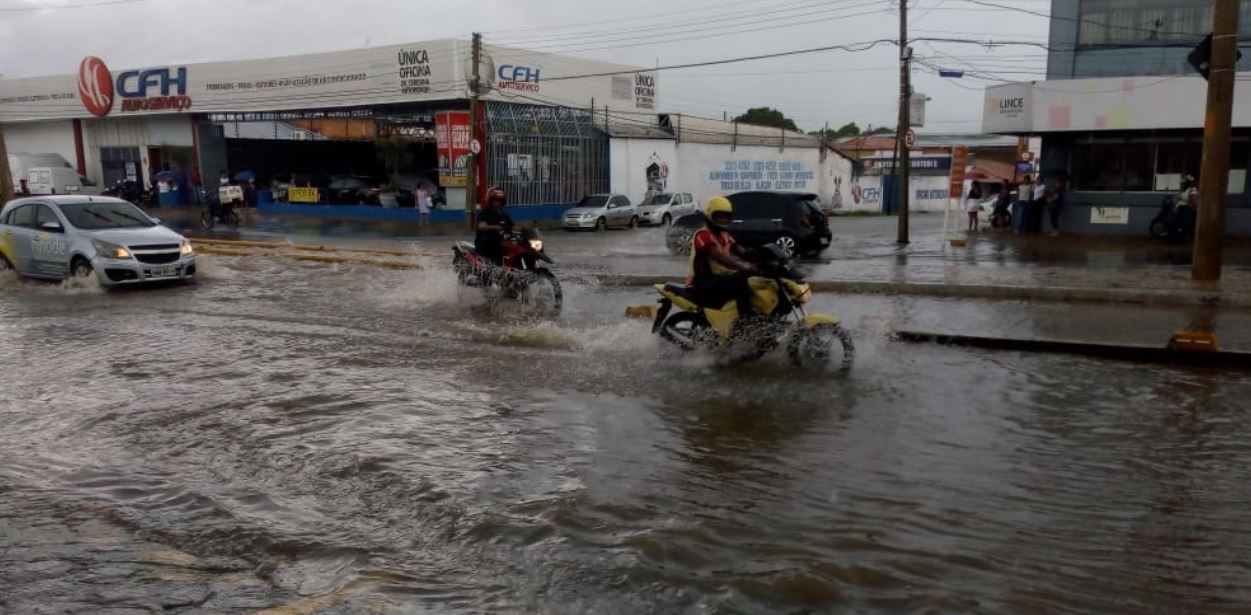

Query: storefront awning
<box><xmin>982</xmin><ymin>73</ymin><xmax>1251</xmax><ymax>135</ymax></box>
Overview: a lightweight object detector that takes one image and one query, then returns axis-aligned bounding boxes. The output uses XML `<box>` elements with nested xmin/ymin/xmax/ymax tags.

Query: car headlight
<box><xmin>529</xmin><ymin>238</ymin><xmax>544</xmax><ymax>251</ymax></box>
<box><xmin>93</xmin><ymin>239</ymin><xmax>131</xmax><ymax>260</ymax></box>
<box><xmin>181</xmin><ymin>241</ymin><xmax>194</xmax><ymax>256</ymax></box>
<box><xmin>582</xmin><ymin>213</ymin><xmax>594</xmax><ymax>219</ymax></box>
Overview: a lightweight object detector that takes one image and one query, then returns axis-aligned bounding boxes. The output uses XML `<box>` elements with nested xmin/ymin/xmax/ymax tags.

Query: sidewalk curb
<box><xmin>895</xmin><ymin>331</ymin><xmax>1251</xmax><ymax>367</ymax></box>
<box><xmin>592</xmin><ymin>275</ymin><xmax>1251</xmax><ymax>308</ymax></box>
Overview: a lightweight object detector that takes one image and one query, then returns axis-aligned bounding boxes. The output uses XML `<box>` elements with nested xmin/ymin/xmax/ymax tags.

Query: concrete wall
<box><xmin>2</xmin><ymin>120</ymin><xmax>77</xmax><ymax>171</ymax></box>
<box><xmin>851</xmin><ymin>174</ymin><xmax>953</xmax><ymax>213</ymax></box>
<box><xmin>80</xmin><ymin>116</ymin><xmax>196</xmax><ymax>185</ymax></box>
<box><xmin>609</xmin><ymin>137</ymin><xmax>677</xmax><ymax>205</ymax></box>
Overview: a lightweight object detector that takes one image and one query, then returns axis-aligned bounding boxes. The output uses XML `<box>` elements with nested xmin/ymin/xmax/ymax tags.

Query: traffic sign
<box><xmin>469</xmin><ymin>138</ymin><xmax>482</xmax><ymax>155</ymax></box>
<box><xmin>904</xmin><ymin>129</ymin><xmax>916</xmax><ymax>149</ymax></box>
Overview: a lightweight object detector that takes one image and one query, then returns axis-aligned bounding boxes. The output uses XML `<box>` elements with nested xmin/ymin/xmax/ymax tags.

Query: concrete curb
<box><xmin>895</xmin><ymin>330</ymin><xmax>1251</xmax><ymax>367</ymax></box>
<box><xmin>591</xmin><ymin>274</ymin><xmax>1251</xmax><ymax>308</ymax></box>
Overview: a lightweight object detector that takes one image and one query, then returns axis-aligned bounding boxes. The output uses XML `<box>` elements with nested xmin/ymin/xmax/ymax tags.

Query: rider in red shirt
<box><xmin>688</xmin><ymin>196</ymin><xmax>758</xmax><ymax>318</ymax></box>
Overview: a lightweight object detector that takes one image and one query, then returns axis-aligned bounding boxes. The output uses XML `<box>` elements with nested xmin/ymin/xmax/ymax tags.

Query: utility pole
<box><xmin>0</xmin><ymin>73</ymin><xmax>14</xmax><ymax>204</ymax></box>
<box><xmin>895</xmin><ymin>0</ymin><xmax>911</xmax><ymax>245</ymax></box>
<box><xmin>466</xmin><ymin>32</ymin><xmax>482</xmax><ymax>231</ymax></box>
<box><xmin>1193</xmin><ymin>0</ymin><xmax>1241</xmax><ymax>282</ymax></box>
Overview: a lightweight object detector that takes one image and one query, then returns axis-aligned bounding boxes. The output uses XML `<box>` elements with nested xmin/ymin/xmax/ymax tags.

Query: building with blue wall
<box><xmin>984</xmin><ymin>0</ymin><xmax>1251</xmax><ymax>235</ymax></box>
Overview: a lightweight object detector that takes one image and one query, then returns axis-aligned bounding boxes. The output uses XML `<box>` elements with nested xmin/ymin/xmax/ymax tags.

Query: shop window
<box><xmin>1070</xmin><ymin>141</ymin><xmax>1126</xmax><ymax>191</ymax></box>
<box><xmin>1230</xmin><ymin>140</ymin><xmax>1249</xmax><ymax>195</ymax></box>
<box><xmin>1124</xmin><ymin>142</ymin><xmax>1154</xmax><ymax>191</ymax></box>
<box><xmin>1077</xmin><ymin>0</ymin><xmax>1236</xmax><ymax>46</ymax></box>
<box><xmin>1154</xmin><ymin>140</ymin><xmax>1186</xmax><ymax>191</ymax></box>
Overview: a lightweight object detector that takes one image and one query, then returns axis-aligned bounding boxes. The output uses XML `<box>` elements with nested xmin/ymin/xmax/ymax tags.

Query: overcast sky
<box><xmin>0</xmin><ymin>0</ymin><xmax>1050</xmax><ymax>134</ymax></box>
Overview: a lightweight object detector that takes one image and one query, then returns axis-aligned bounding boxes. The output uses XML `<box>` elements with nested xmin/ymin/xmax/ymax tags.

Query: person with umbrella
<box><xmin>233</xmin><ymin>170</ymin><xmax>257</xmax><ymax>208</ymax></box>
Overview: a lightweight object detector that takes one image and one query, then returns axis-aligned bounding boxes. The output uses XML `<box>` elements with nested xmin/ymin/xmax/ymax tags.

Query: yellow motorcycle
<box><xmin>650</xmin><ymin>245</ymin><xmax>854</xmax><ymax>369</ymax></box>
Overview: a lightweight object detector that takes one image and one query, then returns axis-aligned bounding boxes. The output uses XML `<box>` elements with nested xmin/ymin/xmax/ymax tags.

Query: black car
<box><xmin>324</xmin><ymin>175</ymin><xmax>379</xmax><ymax>205</ymax></box>
<box><xmin>665</xmin><ymin>191</ymin><xmax>832</xmax><ymax>259</ymax></box>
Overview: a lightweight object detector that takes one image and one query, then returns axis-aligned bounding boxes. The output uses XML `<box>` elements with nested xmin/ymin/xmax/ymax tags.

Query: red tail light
<box><xmin>801</xmin><ymin>215</ymin><xmax>812</xmax><ymax>227</ymax></box>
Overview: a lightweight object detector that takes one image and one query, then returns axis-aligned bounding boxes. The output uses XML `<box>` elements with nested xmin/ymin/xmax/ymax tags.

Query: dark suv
<box><xmin>666</xmin><ymin>191</ymin><xmax>832</xmax><ymax>259</ymax></box>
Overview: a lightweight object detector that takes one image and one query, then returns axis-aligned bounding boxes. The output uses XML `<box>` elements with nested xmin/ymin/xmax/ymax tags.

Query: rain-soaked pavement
<box><xmin>3</xmin><ymin>221</ymin><xmax>1251</xmax><ymax>614</ymax></box>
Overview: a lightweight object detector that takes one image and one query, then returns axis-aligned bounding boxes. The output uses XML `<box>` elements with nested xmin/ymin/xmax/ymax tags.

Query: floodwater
<box><xmin>2</xmin><ymin>251</ymin><xmax>1251</xmax><ymax>614</ymax></box>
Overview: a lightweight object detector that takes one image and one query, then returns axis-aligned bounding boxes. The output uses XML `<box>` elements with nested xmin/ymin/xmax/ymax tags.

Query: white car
<box><xmin>562</xmin><ymin>193</ymin><xmax>638</xmax><ymax>231</ymax></box>
<box><xmin>637</xmin><ymin>192</ymin><xmax>697</xmax><ymax>226</ymax></box>
<box><xmin>0</xmin><ymin>196</ymin><xmax>196</xmax><ymax>286</ymax></box>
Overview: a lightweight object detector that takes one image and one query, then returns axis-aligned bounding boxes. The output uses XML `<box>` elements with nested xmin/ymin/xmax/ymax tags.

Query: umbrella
<box><xmin>233</xmin><ymin>170</ymin><xmax>256</xmax><ymax>182</ymax></box>
<box><xmin>152</xmin><ymin>170</ymin><xmax>177</xmax><ymax>182</ymax></box>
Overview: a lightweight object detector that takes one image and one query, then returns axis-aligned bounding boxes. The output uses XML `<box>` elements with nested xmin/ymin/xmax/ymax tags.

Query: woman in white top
<box><xmin>416</xmin><ymin>185</ymin><xmax>432</xmax><ymax>229</ymax></box>
<box><xmin>965</xmin><ymin>181</ymin><xmax>984</xmax><ymax>232</ymax></box>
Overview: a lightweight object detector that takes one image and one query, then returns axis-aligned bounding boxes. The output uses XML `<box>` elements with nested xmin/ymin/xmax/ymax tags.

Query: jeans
<box><xmin>1013</xmin><ymin>200</ymin><xmax>1029</xmax><ymax>233</ymax></box>
<box><xmin>1047</xmin><ymin>201</ymin><xmax>1064</xmax><ymax>232</ymax></box>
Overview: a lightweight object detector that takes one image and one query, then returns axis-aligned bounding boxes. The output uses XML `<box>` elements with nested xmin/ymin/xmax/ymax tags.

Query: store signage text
<box><xmin>77</xmin><ymin>56</ymin><xmax>191</xmax><ymax>116</ymax></box>
<box><xmin>497</xmin><ymin>64</ymin><xmax>541</xmax><ymax>92</ymax></box>
<box><xmin>708</xmin><ymin>160</ymin><xmax>814</xmax><ymax>191</ymax></box>
<box><xmin>634</xmin><ymin>73</ymin><xmax>655</xmax><ymax>110</ymax></box>
<box><xmin>398</xmin><ymin>48</ymin><xmax>432</xmax><ymax>94</ymax></box>
<box><xmin>996</xmin><ymin>96</ymin><xmax>1026</xmax><ymax>119</ymax></box>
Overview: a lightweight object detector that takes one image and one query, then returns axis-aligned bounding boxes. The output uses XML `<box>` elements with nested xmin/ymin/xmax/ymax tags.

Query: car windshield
<box><xmin>641</xmin><ymin>193</ymin><xmax>672</xmax><ymax>206</ymax></box>
<box><xmin>60</xmin><ymin>201</ymin><xmax>156</xmax><ymax>229</ymax></box>
<box><xmin>577</xmin><ymin>196</ymin><xmax>609</xmax><ymax>209</ymax></box>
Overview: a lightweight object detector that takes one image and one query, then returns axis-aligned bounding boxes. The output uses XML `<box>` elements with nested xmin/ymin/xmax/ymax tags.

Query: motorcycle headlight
<box><xmin>93</xmin><ymin>239</ymin><xmax>132</xmax><ymax>260</ymax></box>
<box><xmin>529</xmin><ymin>238</ymin><xmax>544</xmax><ymax>252</ymax></box>
<box><xmin>181</xmin><ymin>241</ymin><xmax>194</xmax><ymax>256</ymax></box>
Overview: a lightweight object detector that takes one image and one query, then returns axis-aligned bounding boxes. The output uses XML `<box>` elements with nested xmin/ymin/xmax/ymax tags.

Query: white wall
<box><xmin>850</xmin><ymin>174</ymin><xmax>953</xmax><ymax>213</ymax></box>
<box><xmin>81</xmin><ymin>116</ymin><xmax>195</xmax><ymax>185</ymax></box>
<box><xmin>820</xmin><ymin>152</ymin><xmax>854</xmax><ymax>212</ymax></box>
<box><xmin>610</xmin><ymin>138</ymin><xmax>677</xmax><ymax>205</ymax></box>
<box><xmin>2</xmin><ymin>120</ymin><xmax>77</xmax><ymax>169</ymax></box>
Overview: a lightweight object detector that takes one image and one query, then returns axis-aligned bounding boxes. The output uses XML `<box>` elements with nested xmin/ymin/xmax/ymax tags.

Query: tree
<box><xmin>733</xmin><ymin>107</ymin><xmax>799</xmax><ymax>132</ymax></box>
<box><xmin>809</xmin><ymin>122</ymin><xmax>862</xmax><ymax>140</ymax></box>
<box><xmin>864</xmin><ymin>125</ymin><xmax>894</xmax><ymax>136</ymax></box>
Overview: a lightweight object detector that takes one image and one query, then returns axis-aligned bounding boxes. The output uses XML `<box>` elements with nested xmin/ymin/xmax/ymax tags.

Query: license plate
<box><xmin>148</xmin><ymin>266</ymin><xmax>177</xmax><ymax>278</ymax></box>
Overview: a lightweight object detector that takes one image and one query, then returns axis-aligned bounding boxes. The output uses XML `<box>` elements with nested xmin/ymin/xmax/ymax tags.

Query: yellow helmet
<box><xmin>704</xmin><ymin>196</ymin><xmax>732</xmax><ymax>220</ymax></box>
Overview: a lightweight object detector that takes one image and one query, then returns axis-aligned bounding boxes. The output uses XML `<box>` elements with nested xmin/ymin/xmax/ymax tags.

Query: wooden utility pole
<box><xmin>1193</xmin><ymin>0</ymin><xmax>1241</xmax><ymax>282</ymax></box>
<box><xmin>0</xmin><ymin>73</ymin><xmax>13</xmax><ymax>204</ymax></box>
<box><xmin>466</xmin><ymin>32</ymin><xmax>482</xmax><ymax>230</ymax></box>
<box><xmin>896</xmin><ymin>0</ymin><xmax>911</xmax><ymax>245</ymax></box>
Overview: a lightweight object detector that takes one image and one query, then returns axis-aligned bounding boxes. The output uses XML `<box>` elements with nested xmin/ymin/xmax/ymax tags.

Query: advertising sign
<box><xmin>435</xmin><ymin>111</ymin><xmax>471</xmax><ymax>188</ymax></box>
<box><xmin>288</xmin><ymin>187</ymin><xmax>320</xmax><ymax>203</ymax></box>
<box><xmin>949</xmin><ymin>146</ymin><xmax>970</xmax><ymax>198</ymax></box>
<box><xmin>1090</xmin><ymin>206</ymin><xmax>1130</xmax><ymax>225</ymax></box>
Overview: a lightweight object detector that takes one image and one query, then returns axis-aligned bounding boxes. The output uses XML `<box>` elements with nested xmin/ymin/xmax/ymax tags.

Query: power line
<box><xmin>0</xmin><ymin>0</ymin><xmax>144</xmax><ymax>11</ymax></box>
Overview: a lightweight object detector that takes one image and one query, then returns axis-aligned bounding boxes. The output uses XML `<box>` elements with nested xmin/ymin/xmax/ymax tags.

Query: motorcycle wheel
<box><xmin>788</xmin><ymin>323</ymin><xmax>855</xmax><ymax>371</ymax></box>
<box><xmin>517</xmin><ymin>269</ymin><xmax>563</xmax><ymax>318</ymax></box>
<box><xmin>659</xmin><ymin>312</ymin><xmax>715</xmax><ymax>352</ymax></box>
<box><xmin>452</xmin><ymin>252</ymin><xmax>476</xmax><ymax>286</ymax></box>
<box><xmin>201</xmin><ymin>210</ymin><xmax>215</xmax><ymax>230</ymax></box>
<box><xmin>1149</xmin><ymin>217</ymin><xmax>1170</xmax><ymax>239</ymax></box>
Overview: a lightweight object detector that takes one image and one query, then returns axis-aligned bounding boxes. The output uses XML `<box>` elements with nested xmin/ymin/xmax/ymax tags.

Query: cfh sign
<box><xmin>77</xmin><ymin>56</ymin><xmax>192</xmax><ymax>117</ymax></box>
<box><xmin>497</xmin><ymin>64</ymin><xmax>541</xmax><ymax>92</ymax></box>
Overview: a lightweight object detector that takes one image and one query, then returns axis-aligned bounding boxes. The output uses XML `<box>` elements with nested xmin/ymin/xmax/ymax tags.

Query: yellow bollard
<box><xmin>1168</xmin><ymin>330</ymin><xmax>1220</xmax><ymax>352</ymax></box>
<box><xmin>949</xmin><ymin>238</ymin><xmax>968</xmax><ymax>247</ymax></box>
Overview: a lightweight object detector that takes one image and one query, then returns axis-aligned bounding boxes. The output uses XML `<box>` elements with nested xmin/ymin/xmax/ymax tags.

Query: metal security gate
<box><xmin>484</xmin><ymin>102</ymin><xmax>608</xmax><ymax>206</ymax></box>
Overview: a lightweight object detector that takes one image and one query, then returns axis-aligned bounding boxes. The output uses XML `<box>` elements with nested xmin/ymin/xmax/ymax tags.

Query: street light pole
<box><xmin>896</xmin><ymin>0</ymin><xmax>911</xmax><ymax>245</ymax></box>
<box><xmin>1192</xmin><ymin>0</ymin><xmax>1241</xmax><ymax>282</ymax></box>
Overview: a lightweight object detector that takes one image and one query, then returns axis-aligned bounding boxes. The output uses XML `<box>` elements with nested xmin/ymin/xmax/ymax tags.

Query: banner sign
<box><xmin>856</xmin><ymin>156</ymin><xmax>952</xmax><ymax>176</ymax></box>
<box><xmin>288</xmin><ymin>187</ymin><xmax>320</xmax><ymax>203</ymax></box>
<box><xmin>435</xmin><ymin>111</ymin><xmax>471</xmax><ymax>188</ymax></box>
<box><xmin>949</xmin><ymin>146</ymin><xmax>970</xmax><ymax>198</ymax></box>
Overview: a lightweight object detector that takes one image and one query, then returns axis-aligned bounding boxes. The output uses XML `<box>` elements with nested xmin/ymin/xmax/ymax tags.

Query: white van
<box><xmin>7</xmin><ymin>154</ymin><xmax>95</xmax><ymax>195</ymax></box>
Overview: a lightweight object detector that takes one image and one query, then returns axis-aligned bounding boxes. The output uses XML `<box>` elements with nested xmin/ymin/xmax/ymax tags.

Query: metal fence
<box><xmin>484</xmin><ymin>102</ymin><xmax>608</xmax><ymax>206</ymax></box>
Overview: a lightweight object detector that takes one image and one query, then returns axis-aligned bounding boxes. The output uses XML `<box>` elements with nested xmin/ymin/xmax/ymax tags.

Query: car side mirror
<box><xmin>40</xmin><ymin>221</ymin><xmax>64</xmax><ymax>233</ymax></box>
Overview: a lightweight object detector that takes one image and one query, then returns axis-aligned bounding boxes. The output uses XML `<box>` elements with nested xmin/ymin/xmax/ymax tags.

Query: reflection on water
<box><xmin>1</xmin><ymin>256</ymin><xmax>1250</xmax><ymax>614</ymax></box>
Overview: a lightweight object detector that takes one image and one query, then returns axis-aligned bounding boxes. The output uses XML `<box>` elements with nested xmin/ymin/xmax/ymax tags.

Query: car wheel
<box><xmin>595</xmin><ymin>218</ymin><xmax>607</xmax><ymax>232</ymax></box>
<box><xmin>71</xmin><ymin>257</ymin><xmax>93</xmax><ymax>279</ymax></box>
<box><xmin>662</xmin><ymin>214</ymin><xmax>672</xmax><ymax>226</ymax></box>
<box><xmin>775</xmin><ymin>235</ymin><xmax>798</xmax><ymax>259</ymax></box>
<box><xmin>629</xmin><ymin>216</ymin><xmax>639</xmax><ymax>229</ymax></box>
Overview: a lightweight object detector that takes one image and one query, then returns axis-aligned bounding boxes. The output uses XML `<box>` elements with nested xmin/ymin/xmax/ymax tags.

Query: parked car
<box><xmin>562</xmin><ymin>193</ymin><xmax>638</xmax><ymax>231</ymax></box>
<box><xmin>637</xmin><ymin>192</ymin><xmax>697</xmax><ymax>226</ymax></box>
<box><xmin>664</xmin><ymin>191</ymin><xmax>832</xmax><ymax>259</ymax></box>
<box><xmin>0</xmin><ymin>195</ymin><xmax>196</xmax><ymax>286</ymax></box>
<box><xmin>324</xmin><ymin>175</ymin><xmax>380</xmax><ymax>205</ymax></box>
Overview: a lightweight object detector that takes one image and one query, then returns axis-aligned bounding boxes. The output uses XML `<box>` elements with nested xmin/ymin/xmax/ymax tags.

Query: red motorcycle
<box><xmin>452</xmin><ymin>227</ymin><xmax>563</xmax><ymax>317</ymax></box>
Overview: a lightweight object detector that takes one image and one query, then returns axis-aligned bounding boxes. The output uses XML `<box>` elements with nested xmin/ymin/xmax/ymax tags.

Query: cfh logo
<box><xmin>497</xmin><ymin>64</ymin><xmax>540</xmax><ymax>92</ymax></box>
<box><xmin>78</xmin><ymin>56</ymin><xmax>114</xmax><ymax>117</ymax></box>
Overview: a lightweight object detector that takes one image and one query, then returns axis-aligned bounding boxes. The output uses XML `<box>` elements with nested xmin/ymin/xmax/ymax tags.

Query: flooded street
<box><xmin>3</xmin><ymin>247</ymin><xmax>1251</xmax><ymax>614</ymax></box>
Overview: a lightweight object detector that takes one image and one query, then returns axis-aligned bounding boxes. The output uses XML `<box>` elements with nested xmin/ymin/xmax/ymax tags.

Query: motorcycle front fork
<box><xmin>652</xmin><ymin>299</ymin><xmax>673</xmax><ymax>334</ymax></box>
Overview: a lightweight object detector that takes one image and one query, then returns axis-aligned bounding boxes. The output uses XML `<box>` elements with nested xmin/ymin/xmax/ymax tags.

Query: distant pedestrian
<box><xmin>417</xmin><ymin>184</ymin><xmax>432</xmax><ymax>228</ymax></box>
<box><xmin>190</xmin><ymin>169</ymin><xmax>202</xmax><ymax>205</ymax></box>
<box><xmin>1015</xmin><ymin>175</ymin><xmax>1032</xmax><ymax>234</ymax></box>
<box><xmin>1046</xmin><ymin>177</ymin><xmax>1066</xmax><ymax>236</ymax></box>
<box><xmin>1029</xmin><ymin>175</ymin><xmax>1048</xmax><ymax>234</ymax></box>
<box><xmin>965</xmin><ymin>181</ymin><xmax>984</xmax><ymax>232</ymax></box>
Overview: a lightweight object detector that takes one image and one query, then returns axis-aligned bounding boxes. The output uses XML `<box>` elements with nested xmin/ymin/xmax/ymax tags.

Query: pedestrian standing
<box><xmin>1029</xmin><ymin>175</ymin><xmax>1048</xmax><ymax>234</ymax></box>
<box><xmin>1046</xmin><ymin>177</ymin><xmax>1066</xmax><ymax>236</ymax></box>
<box><xmin>417</xmin><ymin>184</ymin><xmax>432</xmax><ymax>229</ymax></box>
<box><xmin>1014</xmin><ymin>175</ymin><xmax>1032</xmax><ymax>234</ymax></box>
<box><xmin>190</xmin><ymin>168</ymin><xmax>202</xmax><ymax>205</ymax></box>
<box><xmin>965</xmin><ymin>181</ymin><xmax>984</xmax><ymax>233</ymax></box>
